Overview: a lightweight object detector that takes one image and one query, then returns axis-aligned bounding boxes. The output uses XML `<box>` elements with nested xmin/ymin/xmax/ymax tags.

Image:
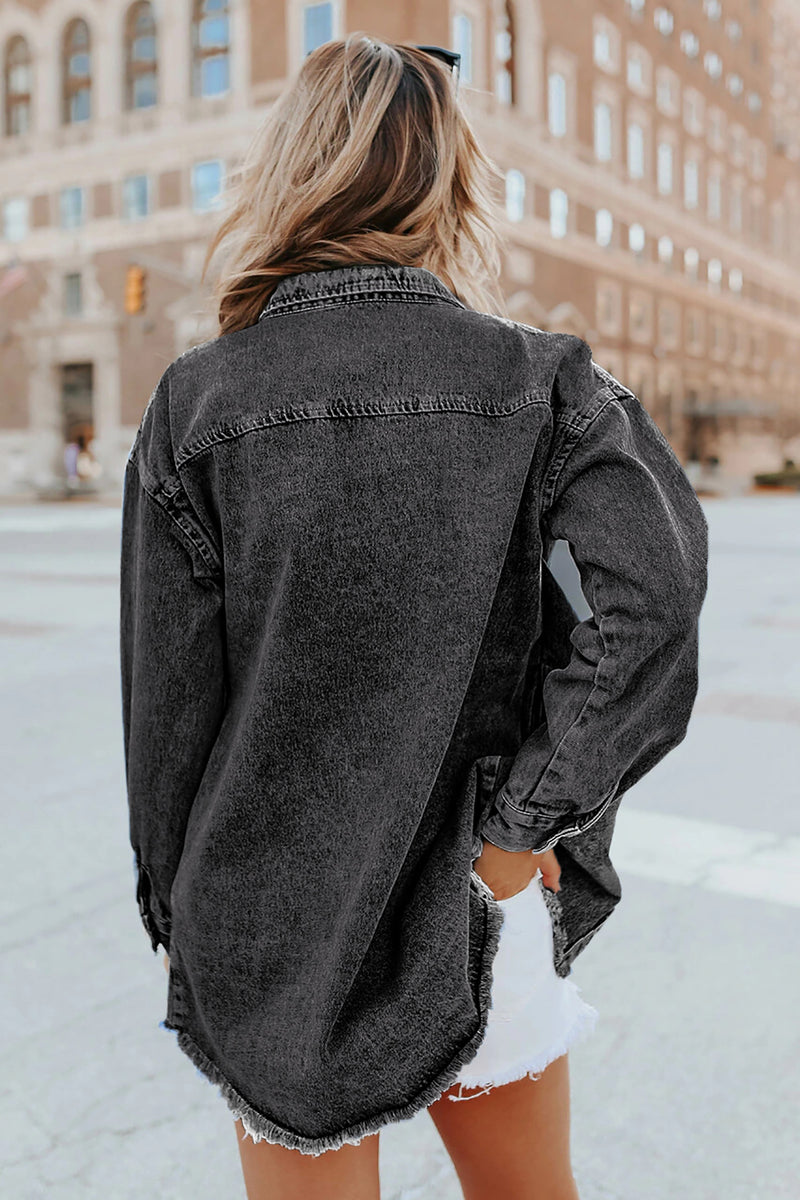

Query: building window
<box><xmin>686</xmin><ymin>309</ymin><xmax>704</xmax><ymax>354</ymax></box>
<box><xmin>747</xmin><ymin>91</ymin><xmax>762</xmax><ymax>114</ymax></box>
<box><xmin>684</xmin><ymin>246</ymin><xmax>699</xmax><ymax>279</ymax></box>
<box><xmin>728</xmin><ymin>267</ymin><xmax>743</xmax><ymax>293</ymax></box>
<box><xmin>191</xmin><ymin>159</ymin><xmax>224</xmax><ymax>211</ymax></box>
<box><xmin>549</xmin><ymin>188</ymin><xmax>568</xmax><ymax>238</ymax></box>
<box><xmin>627</xmin><ymin>45</ymin><xmax>648</xmax><ymax>91</ymax></box>
<box><xmin>626</xmin><ymin>0</ymin><xmax>646</xmax><ymax>15</ymax></box>
<box><xmin>707</xmin><ymin>169</ymin><xmax>722</xmax><ymax>220</ymax></box>
<box><xmin>627</xmin><ymin>53</ymin><xmax>642</xmax><ymax>89</ymax></box>
<box><xmin>125</xmin><ymin>1</ymin><xmax>158</xmax><ymax>110</ymax></box>
<box><xmin>683</xmin><ymin>88</ymin><xmax>704</xmax><ymax>136</ymax></box>
<box><xmin>2</xmin><ymin>196</ymin><xmax>29</xmax><ymax>242</ymax></box>
<box><xmin>123</xmin><ymin>174</ymin><xmax>151</xmax><ymax>220</ymax></box>
<box><xmin>707</xmin><ymin>107</ymin><xmax>725</xmax><ymax>151</ymax></box>
<box><xmin>704</xmin><ymin>0</ymin><xmax>722</xmax><ymax>20</ymax></box>
<box><xmin>627</xmin><ymin>122</ymin><xmax>645</xmax><ymax>178</ymax></box>
<box><xmin>629</xmin><ymin>290</ymin><xmax>652</xmax><ymax>341</ymax></box>
<box><xmin>680</xmin><ymin>30</ymin><xmax>699</xmax><ymax>58</ymax></box>
<box><xmin>658</xmin><ymin>301</ymin><xmax>678</xmax><ymax>347</ymax></box>
<box><xmin>596</xmin><ymin>208</ymin><xmax>613</xmax><ymax>247</ymax></box>
<box><xmin>452</xmin><ymin>14</ymin><xmax>473</xmax><ymax>85</ymax></box>
<box><xmin>771</xmin><ymin>203</ymin><xmax>785</xmax><ymax>255</ymax></box>
<box><xmin>704</xmin><ymin>51</ymin><xmax>722</xmax><ymax>80</ymax></box>
<box><xmin>707</xmin><ymin>258</ymin><xmax>722</xmax><ymax>291</ymax></box>
<box><xmin>505</xmin><ymin>169</ymin><xmax>525</xmax><ymax>221</ymax></box>
<box><xmin>727</xmin><ymin>73</ymin><xmax>743</xmax><ymax>98</ymax></box>
<box><xmin>726</xmin><ymin>19</ymin><xmax>742</xmax><ymax>41</ymax></box>
<box><xmin>593</xmin><ymin>20</ymin><xmax>618</xmax><ymax>71</ymax></box>
<box><xmin>60</xmin><ymin>186</ymin><xmax>85</xmax><ymax>229</ymax></box>
<box><xmin>654</xmin><ymin>8</ymin><xmax>674</xmax><ymax>36</ymax></box>
<box><xmin>548</xmin><ymin>72</ymin><xmax>567</xmax><ymax>137</ymax></box>
<box><xmin>657</xmin><ymin>141</ymin><xmax>673</xmax><ymax>194</ymax></box>
<box><xmin>62</xmin><ymin>18</ymin><xmax>91</xmax><ymax>124</ymax></box>
<box><xmin>597</xmin><ymin>279</ymin><xmax>622</xmax><ymax>334</ymax></box>
<box><xmin>594</xmin><ymin>29</ymin><xmax>610</xmax><ymax>67</ymax></box>
<box><xmin>628</xmin><ymin>222</ymin><xmax>646</xmax><ymax>255</ymax></box>
<box><xmin>729</xmin><ymin>124</ymin><xmax>746</xmax><ymax>164</ymax></box>
<box><xmin>749</xmin><ymin>140</ymin><xmax>766</xmax><ymax>179</ymax></box>
<box><xmin>658</xmin><ymin>234</ymin><xmax>673</xmax><ymax>265</ymax></box>
<box><xmin>729</xmin><ymin>180</ymin><xmax>743</xmax><ymax>232</ymax></box>
<box><xmin>594</xmin><ymin>101</ymin><xmax>613</xmax><ymax>161</ymax></box>
<box><xmin>64</xmin><ymin>272</ymin><xmax>83</xmax><ymax>316</ymax></box>
<box><xmin>192</xmin><ymin>0</ymin><xmax>230</xmax><ymax>97</ymax></box>
<box><xmin>710</xmin><ymin>315</ymin><xmax>726</xmax><ymax>355</ymax></box>
<box><xmin>4</xmin><ymin>35</ymin><xmax>32</xmax><ymax>136</ymax></box>
<box><xmin>684</xmin><ymin>158</ymin><xmax>699</xmax><ymax>209</ymax></box>
<box><xmin>495</xmin><ymin>3</ymin><xmax>515</xmax><ymax>105</ymax></box>
<box><xmin>303</xmin><ymin>3</ymin><xmax>334</xmax><ymax>55</ymax></box>
<box><xmin>656</xmin><ymin>67</ymin><xmax>679</xmax><ymax>115</ymax></box>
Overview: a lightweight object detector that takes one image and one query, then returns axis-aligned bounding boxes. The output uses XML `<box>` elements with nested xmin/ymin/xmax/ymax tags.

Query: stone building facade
<box><xmin>1</xmin><ymin>0</ymin><xmax>798</xmax><ymax>497</ymax></box>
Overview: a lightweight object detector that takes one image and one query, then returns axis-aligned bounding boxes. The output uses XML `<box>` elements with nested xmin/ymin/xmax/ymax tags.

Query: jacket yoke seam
<box><xmin>175</xmin><ymin>391</ymin><xmax>552</xmax><ymax>469</ymax></box>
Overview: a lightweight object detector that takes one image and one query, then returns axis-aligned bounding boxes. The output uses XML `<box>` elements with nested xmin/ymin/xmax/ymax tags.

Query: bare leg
<box><xmin>233</xmin><ymin>1120</ymin><xmax>381</xmax><ymax>1200</ymax></box>
<box><xmin>427</xmin><ymin>1053</ymin><xmax>580</xmax><ymax>1200</ymax></box>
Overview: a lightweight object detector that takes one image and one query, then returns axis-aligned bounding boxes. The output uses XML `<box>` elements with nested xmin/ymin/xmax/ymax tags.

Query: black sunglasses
<box><xmin>415</xmin><ymin>45</ymin><xmax>461</xmax><ymax>96</ymax></box>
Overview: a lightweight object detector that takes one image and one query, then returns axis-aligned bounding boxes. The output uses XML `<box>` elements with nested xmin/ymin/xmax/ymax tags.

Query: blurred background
<box><xmin>1</xmin><ymin>0</ymin><xmax>800</xmax><ymax>498</ymax></box>
<box><xmin>1</xmin><ymin>2</ymin><xmax>798</xmax><ymax>1199</ymax></box>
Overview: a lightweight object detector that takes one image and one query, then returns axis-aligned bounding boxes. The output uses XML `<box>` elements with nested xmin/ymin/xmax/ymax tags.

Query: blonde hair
<box><xmin>202</xmin><ymin>32</ymin><xmax>510</xmax><ymax>336</ymax></box>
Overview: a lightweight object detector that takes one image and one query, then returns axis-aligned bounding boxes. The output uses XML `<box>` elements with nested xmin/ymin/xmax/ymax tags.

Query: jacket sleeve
<box><xmin>478</xmin><ymin>366</ymin><xmax>709</xmax><ymax>855</ymax></box>
<box><xmin>120</xmin><ymin>376</ymin><xmax>227</xmax><ymax>955</ymax></box>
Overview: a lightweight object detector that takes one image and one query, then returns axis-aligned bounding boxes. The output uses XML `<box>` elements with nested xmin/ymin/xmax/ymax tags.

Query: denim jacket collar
<box><xmin>258</xmin><ymin>262</ymin><xmax>466</xmax><ymax>318</ymax></box>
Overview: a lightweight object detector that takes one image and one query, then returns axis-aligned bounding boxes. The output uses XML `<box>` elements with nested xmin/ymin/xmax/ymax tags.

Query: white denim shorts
<box><xmin>448</xmin><ymin>868</ymin><xmax>599</xmax><ymax>1101</ymax></box>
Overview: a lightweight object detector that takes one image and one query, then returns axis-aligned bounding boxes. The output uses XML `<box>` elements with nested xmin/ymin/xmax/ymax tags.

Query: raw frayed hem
<box><xmin>539</xmin><ymin>879</ymin><xmax>571</xmax><ymax>978</ymax></box>
<box><xmin>158</xmin><ymin>869</ymin><xmax>506</xmax><ymax>1157</ymax></box>
<box><xmin>445</xmin><ymin>995</ymin><xmax>600</xmax><ymax>1102</ymax></box>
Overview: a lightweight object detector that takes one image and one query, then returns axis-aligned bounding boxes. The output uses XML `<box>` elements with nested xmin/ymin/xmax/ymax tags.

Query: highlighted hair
<box><xmin>202</xmin><ymin>32</ymin><xmax>509</xmax><ymax>335</ymax></box>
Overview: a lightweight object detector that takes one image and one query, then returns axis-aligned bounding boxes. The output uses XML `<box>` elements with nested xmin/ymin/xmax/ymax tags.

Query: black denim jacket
<box><xmin>120</xmin><ymin>262</ymin><xmax>709</xmax><ymax>1155</ymax></box>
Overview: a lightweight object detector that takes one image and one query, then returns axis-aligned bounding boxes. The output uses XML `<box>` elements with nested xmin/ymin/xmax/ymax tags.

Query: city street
<box><xmin>0</xmin><ymin>494</ymin><xmax>797</xmax><ymax>1200</ymax></box>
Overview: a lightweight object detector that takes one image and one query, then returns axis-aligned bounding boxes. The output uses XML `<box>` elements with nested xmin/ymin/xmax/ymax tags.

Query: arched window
<box><xmin>62</xmin><ymin>18</ymin><xmax>91</xmax><ymax>124</ymax></box>
<box><xmin>4</xmin><ymin>36</ymin><xmax>32</xmax><ymax>136</ymax></box>
<box><xmin>192</xmin><ymin>0</ymin><xmax>230</xmax><ymax>98</ymax></box>
<box><xmin>548</xmin><ymin>72</ymin><xmax>566</xmax><ymax>136</ymax></box>
<box><xmin>495</xmin><ymin>2</ymin><xmax>516</xmax><ymax>106</ymax></box>
<box><xmin>549</xmin><ymin>188</ymin><xmax>568</xmax><ymax>238</ymax></box>
<box><xmin>125</xmin><ymin>1</ymin><xmax>157</xmax><ymax>109</ymax></box>
<box><xmin>505</xmin><ymin>168</ymin><xmax>525</xmax><ymax>220</ymax></box>
<box><xmin>4</xmin><ymin>35</ymin><xmax>32</xmax><ymax>136</ymax></box>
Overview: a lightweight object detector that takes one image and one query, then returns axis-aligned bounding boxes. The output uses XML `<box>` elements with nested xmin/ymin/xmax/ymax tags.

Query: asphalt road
<box><xmin>0</xmin><ymin>495</ymin><xmax>797</xmax><ymax>1199</ymax></box>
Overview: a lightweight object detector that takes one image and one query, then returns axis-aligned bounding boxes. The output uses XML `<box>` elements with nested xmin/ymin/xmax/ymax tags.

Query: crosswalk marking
<box><xmin>611</xmin><ymin>808</ymin><xmax>800</xmax><ymax>908</ymax></box>
<box><xmin>0</xmin><ymin>507</ymin><xmax>121</xmax><ymax>533</ymax></box>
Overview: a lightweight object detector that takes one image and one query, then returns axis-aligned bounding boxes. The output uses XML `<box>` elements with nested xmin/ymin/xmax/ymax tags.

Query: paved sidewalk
<box><xmin>1</xmin><ymin>496</ymin><xmax>798</xmax><ymax>1199</ymax></box>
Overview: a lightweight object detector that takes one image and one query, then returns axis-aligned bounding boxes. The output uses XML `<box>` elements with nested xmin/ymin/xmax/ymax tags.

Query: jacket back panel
<box><xmin>164</xmin><ymin>296</ymin><xmax>558</xmax><ymax>1120</ymax></box>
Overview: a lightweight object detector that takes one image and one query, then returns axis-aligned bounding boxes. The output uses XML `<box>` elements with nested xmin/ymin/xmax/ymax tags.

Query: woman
<box><xmin>120</xmin><ymin>34</ymin><xmax>709</xmax><ymax>1200</ymax></box>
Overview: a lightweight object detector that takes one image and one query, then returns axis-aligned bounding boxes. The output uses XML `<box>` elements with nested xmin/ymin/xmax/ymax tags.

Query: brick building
<box><xmin>1</xmin><ymin>0</ymin><xmax>799</xmax><ymax>497</ymax></box>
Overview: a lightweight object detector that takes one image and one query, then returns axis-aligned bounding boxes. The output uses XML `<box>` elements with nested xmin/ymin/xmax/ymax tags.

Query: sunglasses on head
<box><xmin>414</xmin><ymin>45</ymin><xmax>461</xmax><ymax>96</ymax></box>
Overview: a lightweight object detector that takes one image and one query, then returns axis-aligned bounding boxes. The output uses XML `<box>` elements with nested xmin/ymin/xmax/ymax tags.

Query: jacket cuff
<box><xmin>479</xmin><ymin>784</ymin><xmax>619</xmax><ymax>855</ymax></box>
<box><xmin>134</xmin><ymin>854</ymin><xmax>172</xmax><ymax>955</ymax></box>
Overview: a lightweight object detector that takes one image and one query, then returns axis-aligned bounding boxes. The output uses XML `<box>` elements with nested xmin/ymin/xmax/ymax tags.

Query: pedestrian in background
<box><xmin>63</xmin><ymin>437</ymin><xmax>80</xmax><ymax>488</ymax></box>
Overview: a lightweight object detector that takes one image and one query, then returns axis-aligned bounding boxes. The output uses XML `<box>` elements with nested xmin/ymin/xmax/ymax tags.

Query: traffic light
<box><xmin>124</xmin><ymin>264</ymin><xmax>146</xmax><ymax>314</ymax></box>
